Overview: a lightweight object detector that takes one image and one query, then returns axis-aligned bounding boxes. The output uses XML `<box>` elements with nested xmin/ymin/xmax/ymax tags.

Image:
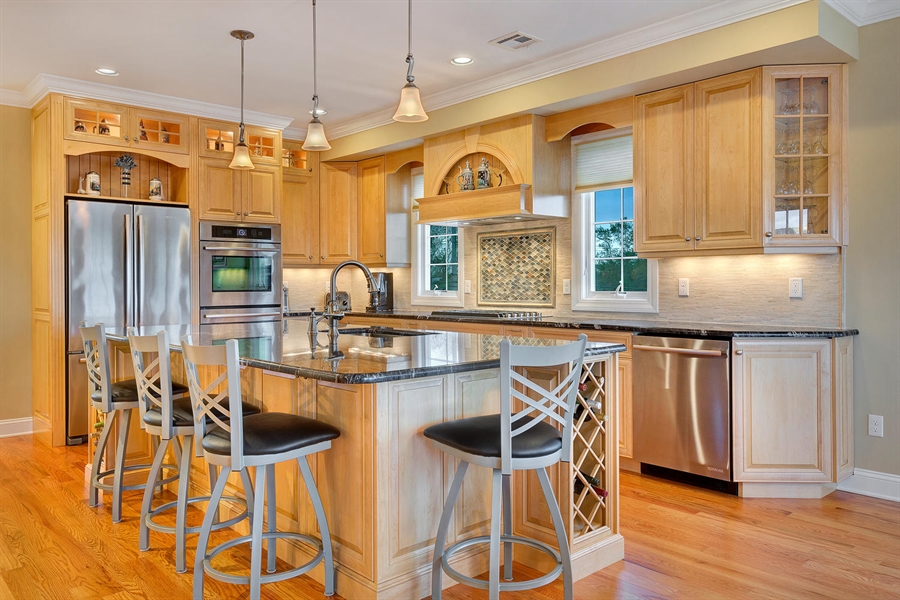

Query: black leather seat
<box><xmin>142</xmin><ymin>396</ymin><xmax>261</xmax><ymax>428</ymax></box>
<box><xmin>201</xmin><ymin>412</ymin><xmax>341</xmax><ymax>456</ymax></box>
<box><xmin>424</xmin><ymin>414</ymin><xmax>563</xmax><ymax>459</ymax></box>
<box><xmin>91</xmin><ymin>379</ymin><xmax>188</xmax><ymax>403</ymax></box>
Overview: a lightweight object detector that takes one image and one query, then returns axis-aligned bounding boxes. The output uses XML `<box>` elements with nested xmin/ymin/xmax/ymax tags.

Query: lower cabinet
<box><xmin>732</xmin><ymin>337</ymin><xmax>853</xmax><ymax>494</ymax></box>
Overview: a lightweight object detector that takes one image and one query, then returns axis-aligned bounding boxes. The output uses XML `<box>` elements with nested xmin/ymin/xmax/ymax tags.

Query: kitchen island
<box><xmin>107</xmin><ymin>319</ymin><xmax>626</xmax><ymax>599</ymax></box>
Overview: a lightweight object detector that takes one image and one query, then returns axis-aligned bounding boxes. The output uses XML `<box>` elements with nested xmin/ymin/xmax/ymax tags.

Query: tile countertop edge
<box><xmin>292</xmin><ymin>311</ymin><xmax>860</xmax><ymax>339</ymax></box>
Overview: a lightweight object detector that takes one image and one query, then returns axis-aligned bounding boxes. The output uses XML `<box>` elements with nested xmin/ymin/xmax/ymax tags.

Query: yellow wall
<box><xmin>0</xmin><ymin>105</ymin><xmax>33</xmax><ymax>422</ymax></box>
<box><xmin>846</xmin><ymin>17</ymin><xmax>900</xmax><ymax>476</ymax></box>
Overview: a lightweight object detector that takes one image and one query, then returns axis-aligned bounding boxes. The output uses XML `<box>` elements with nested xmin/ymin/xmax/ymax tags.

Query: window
<box><xmin>571</xmin><ymin>129</ymin><xmax>658</xmax><ymax>313</ymax></box>
<box><xmin>411</xmin><ymin>167</ymin><xmax>465</xmax><ymax>306</ymax></box>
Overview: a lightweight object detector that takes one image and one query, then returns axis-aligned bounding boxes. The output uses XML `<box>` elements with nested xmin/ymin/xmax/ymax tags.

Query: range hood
<box><xmin>417</xmin><ymin>115</ymin><xmax>569</xmax><ymax>227</ymax></box>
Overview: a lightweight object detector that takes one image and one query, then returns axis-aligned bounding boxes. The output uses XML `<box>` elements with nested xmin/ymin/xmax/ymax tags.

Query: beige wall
<box><xmin>0</xmin><ymin>105</ymin><xmax>33</xmax><ymax>421</ymax></box>
<box><xmin>846</xmin><ymin>18</ymin><xmax>900</xmax><ymax>476</ymax></box>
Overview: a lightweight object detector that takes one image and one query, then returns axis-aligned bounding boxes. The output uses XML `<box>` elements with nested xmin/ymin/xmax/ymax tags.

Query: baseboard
<box><xmin>837</xmin><ymin>468</ymin><xmax>900</xmax><ymax>502</ymax></box>
<box><xmin>0</xmin><ymin>417</ymin><xmax>34</xmax><ymax>438</ymax></box>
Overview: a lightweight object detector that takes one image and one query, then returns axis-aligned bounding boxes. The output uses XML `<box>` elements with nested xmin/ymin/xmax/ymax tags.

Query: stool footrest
<box><xmin>92</xmin><ymin>463</ymin><xmax>179</xmax><ymax>493</ymax></box>
<box><xmin>442</xmin><ymin>534</ymin><xmax>563</xmax><ymax>592</ymax></box>
<box><xmin>145</xmin><ymin>494</ymin><xmax>250</xmax><ymax>535</ymax></box>
<box><xmin>203</xmin><ymin>531</ymin><xmax>325</xmax><ymax>586</ymax></box>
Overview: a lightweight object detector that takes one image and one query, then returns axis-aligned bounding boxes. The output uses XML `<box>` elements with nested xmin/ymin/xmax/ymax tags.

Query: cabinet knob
<box><xmin>765</xmin><ymin>231</ymin><xmax>773</xmax><ymax>238</ymax></box>
<box><xmin>124</xmin><ymin>135</ymin><xmax>129</xmax><ymax>141</ymax></box>
<box><xmin>321</xmin><ymin>256</ymin><xmax>324</xmax><ymax>260</ymax></box>
<box><xmin>308</xmin><ymin>255</ymin><xmax>313</xmax><ymax>260</ymax></box>
<box><xmin>695</xmin><ymin>236</ymin><xmax>701</xmax><ymax>241</ymax></box>
<box><xmin>735</xmin><ymin>349</ymin><xmax>743</xmax><ymax>355</ymax></box>
<box><xmin>685</xmin><ymin>237</ymin><xmax>691</xmax><ymax>242</ymax></box>
<box><xmin>380</xmin><ymin>253</ymin><xmax>384</xmax><ymax>258</ymax></box>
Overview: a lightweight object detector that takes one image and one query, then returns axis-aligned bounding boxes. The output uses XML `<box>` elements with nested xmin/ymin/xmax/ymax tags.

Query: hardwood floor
<box><xmin>1</xmin><ymin>434</ymin><xmax>898</xmax><ymax>599</ymax></box>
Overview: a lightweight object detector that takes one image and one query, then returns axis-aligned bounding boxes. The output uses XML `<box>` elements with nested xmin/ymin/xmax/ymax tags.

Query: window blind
<box><xmin>574</xmin><ymin>134</ymin><xmax>633</xmax><ymax>192</ymax></box>
<box><xmin>412</xmin><ymin>169</ymin><xmax>425</xmax><ymax>200</ymax></box>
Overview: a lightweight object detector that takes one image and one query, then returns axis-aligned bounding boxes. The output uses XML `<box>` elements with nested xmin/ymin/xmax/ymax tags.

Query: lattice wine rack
<box><xmin>571</xmin><ymin>357</ymin><xmax>610</xmax><ymax>541</ymax></box>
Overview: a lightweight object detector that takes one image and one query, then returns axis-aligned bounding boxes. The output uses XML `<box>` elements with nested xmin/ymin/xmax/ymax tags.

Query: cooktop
<box><xmin>430</xmin><ymin>309</ymin><xmax>543</xmax><ymax>320</ymax></box>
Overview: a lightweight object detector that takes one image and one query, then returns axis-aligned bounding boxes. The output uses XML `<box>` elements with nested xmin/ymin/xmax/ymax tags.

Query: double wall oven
<box><xmin>199</xmin><ymin>222</ymin><xmax>282</xmax><ymax>323</ymax></box>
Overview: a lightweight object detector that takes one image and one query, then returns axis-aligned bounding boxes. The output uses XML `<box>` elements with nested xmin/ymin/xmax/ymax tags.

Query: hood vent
<box><xmin>489</xmin><ymin>31</ymin><xmax>542</xmax><ymax>51</ymax></box>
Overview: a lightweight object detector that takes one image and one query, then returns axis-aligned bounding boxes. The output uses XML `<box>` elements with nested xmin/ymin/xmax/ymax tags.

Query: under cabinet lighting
<box><xmin>95</xmin><ymin>68</ymin><xmax>119</xmax><ymax>76</ymax></box>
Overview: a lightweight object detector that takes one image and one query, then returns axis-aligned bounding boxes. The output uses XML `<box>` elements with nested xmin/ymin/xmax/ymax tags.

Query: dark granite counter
<box><xmin>282</xmin><ymin>310</ymin><xmax>859</xmax><ymax>339</ymax></box>
<box><xmin>106</xmin><ymin>319</ymin><xmax>625</xmax><ymax>385</ymax></box>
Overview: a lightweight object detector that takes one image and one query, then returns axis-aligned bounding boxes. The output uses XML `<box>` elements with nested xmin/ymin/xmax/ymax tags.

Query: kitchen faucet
<box><xmin>324</xmin><ymin>261</ymin><xmax>384</xmax><ymax>337</ymax></box>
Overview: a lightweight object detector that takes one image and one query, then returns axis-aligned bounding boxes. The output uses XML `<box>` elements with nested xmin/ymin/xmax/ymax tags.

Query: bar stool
<box><xmin>424</xmin><ymin>334</ymin><xmax>587</xmax><ymax>600</ymax></box>
<box><xmin>182</xmin><ymin>336</ymin><xmax>341</xmax><ymax>600</ymax></box>
<box><xmin>127</xmin><ymin>329</ymin><xmax>260</xmax><ymax>573</ymax></box>
<box><xmin>81</xmin><ymin>323</ymin><xmax>183</xmax><ymax>523</ymax></box>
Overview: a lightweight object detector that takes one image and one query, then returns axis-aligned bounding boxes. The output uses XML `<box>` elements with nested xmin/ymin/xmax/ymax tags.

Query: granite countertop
<box><xmin>106</xmin><ymin>319</ymin><xmax>625</xmax><ymax>385</ymax></box>
<box><xmin>282</xmin><ymin>310</ymin><xmax>859</xmax><ymax>339</ymax></box>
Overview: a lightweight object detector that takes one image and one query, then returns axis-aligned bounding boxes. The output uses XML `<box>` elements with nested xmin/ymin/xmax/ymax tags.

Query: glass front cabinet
<box><xmin>762</xmin><ymin>65</ymin><xmax>846</xmax><ymax>248</ymax></box>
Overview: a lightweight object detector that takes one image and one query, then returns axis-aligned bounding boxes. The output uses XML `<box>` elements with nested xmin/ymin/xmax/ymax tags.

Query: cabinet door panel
<box><xmin>634</xmin><ymin>85</ymin><xmax>694</xmax><ymax>252</ymax></box>
<box><xmin>198</xmin><ymin>158</ymin><xmax>241</xmax><ymax>221</ymax></box>
<box><xmin>694</xmin><ymin>69</ymin><xmax>762</xmax><ymax>249</ymax></box>
<box><xmin>244</xmin><ymin>165</ymin><xmax>281</xmax><ymax>223</ymax></box>
<box><xmin>283</xmin><ymin>174</ymin><xmax>319</xmax><ymax>266</ymax></box>
<box><xmin>64</xmin><ymin>98</ymin><xmax>130</xmax><ymax>146</ymax></box>
<box><xmin>130</xmin><ymin>108</ymin><xmax>190</xmax><ymax>154</ymax></box>
<box><xmin>357</xmin><ymin>156</ymin><xmax>386</xmax><ymax>265</ymax></box>
<box><xmin>320</xmin><ymin>162</ymin><xmax>358</xmax><ymax>264</ymax></box>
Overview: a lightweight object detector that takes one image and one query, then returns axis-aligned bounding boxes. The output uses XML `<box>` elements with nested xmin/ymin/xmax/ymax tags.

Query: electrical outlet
<box><xmin>563</xmin><ymin>279</ymin><xmax>571</xmax><ymax>295</ymax></box>
<box><xmin>678</xmin><ymin>278</ymin><xmax>689</xmax><ymax>297</ymax></box>
<box><xmin>464</xmin><ymin>280</ymin><xmax>471</xmax><ymax>294</ymax></box>
<box><xmin>789</xmin><ymin>278</ymin><xmax>803</xmax><ymax>298</ymax></box>
<box><xmin>868</xmin><ymin>414</ymin><xmax>884</xmax><ymax>437</ymax></box>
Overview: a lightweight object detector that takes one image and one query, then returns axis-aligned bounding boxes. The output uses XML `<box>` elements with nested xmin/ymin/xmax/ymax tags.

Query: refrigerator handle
<box><xmin>124</xmin><ymin>214</ymin><xmax>134</xmax><ymax>328</ymax></box>
<box><xmin>137</xmin><ymin>214</ymin><xmax>145</xmax><ymax>326</ymax></box>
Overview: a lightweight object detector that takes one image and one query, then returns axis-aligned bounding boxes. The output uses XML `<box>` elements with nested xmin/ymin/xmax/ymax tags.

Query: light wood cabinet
<box><xmin>358</xmin><ymin>156</ymin><xmax>387</xmax><ymax>264</ymax></box>
<box><xmin>732</xmin><ymin>337</ymin><xmax>853</xmax><ymax>496</ymax></box>
<box><xmin>198</xmin><ymin>118</ymin><xmax>281</xmax><ymax>166</ymax></box>
<box><xmin>319</xmin><ymin>162</ymin><xmax>358</xmax><ymax>265</ymax></box>
<box><xmin>635</xmin><ymin>69</ymin><xmax>761</xmax><ymax>254</ymax></box>
<box><xmin>198</xmin><ymin>158</ymin><xmax>281</xmax><ymax>223</ymax></box>
<box><xmin>282</xmin><ymin>152</ymin><xmax>320</xmax><ymax>267</ymax></box>
<box><xmin>64</xmin><ymin>98</ymin><xmax>190</xmax><ymax>154</ymax></box>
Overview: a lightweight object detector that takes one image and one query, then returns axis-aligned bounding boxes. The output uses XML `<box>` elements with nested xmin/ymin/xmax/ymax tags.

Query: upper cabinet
<box><xmin>319</xmin><ymin>161</ymin><xmax>358</xmax><ymax>265</ymax></box>
<box><xmin>417</xmin><ymin>115</ymin><xmax>569</xmax><ymax>226</ymax></box>
<box><xmin>283</xmin><ymin>150</ymin><xmax>320</xmax><ymax>267</ymax></box>
<box><xmin>634</xmin><ymin>65</ymin><xmax>846</xmax><ymax>257</ymax></box>
<box><xmin>198</xmin><ymin>118</ymin><xmax>281</xmax><ymax>166</ymax></box>
<box><xmin>357</xmin><ymin>156</ymin><xmax>386</xmax><ymax>264</ymax></box>
<box><xmin>198</xmin><ymin>158</ymin><xmax>281</xmax><ymax>223</ymax></box>
<box><xmin>65</xmin><ymin>98</ymin><xmax>190</xmax><ymax>154</ymax></box>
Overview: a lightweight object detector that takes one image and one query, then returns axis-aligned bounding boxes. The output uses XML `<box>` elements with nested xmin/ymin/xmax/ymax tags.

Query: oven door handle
<box><xmin>202</xmin><ymin>246</ymin><xmax>280</xmax><ymax>253</ymax></box>
<box><xmin>203</xmin><ymin>312</ymin><xmax>282</xmax><ymax>319</ymax></box>
<box><xmin>633</xmin><ymin>344</ymin><xmax>724</xmax><ymax>357</ymax></box>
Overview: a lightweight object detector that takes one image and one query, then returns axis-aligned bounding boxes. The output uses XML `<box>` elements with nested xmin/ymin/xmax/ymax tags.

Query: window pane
<box><xmin>447</xmin><ymin>265</ymin><xmax>459</xmax><ymax>291</ymax></box>
<box><xmin>594</xmin><ymin>259</ymin><xmax>622</xmax><ymax>292</ymax></box>
<box><xmin>594</xmin><ymin>223</ymin><xmax>623</xmax><ymax>258</ymax></box>
<box><xmin>430</xmin><ymin>265</ymin><xmax>447</xmax><ymax>291</ymax></box>
<box><xmin>447</xmin><ymin>234</ymin><xmax>458</xmax><ymax>263</ymax></box>
<box><xmin>430</xmin><ymin>225</ymin><xmax>447</xmax><ymax>236</ymax></box>
<box><xmin>594</xmin><ymin>189</ymin><xmax>621</xmax><ymax>223</ymax></box>
<box><xmin>623</xmin><ymin>259</ymin><xmax>648</xmax><ymax>292</ymax></box>
<box><xmin>623</xmin><ymin>187</ymin><xmax>634</xmax><ymax>220</ymax></box>
<box><xmin>430</xmin><ymin>235</ymin><xmax>447</xmax><ymax>264</ymax></box>
<box><xmin>622</xmin><ymin>221</ymin><xmax>636</xmax><ymax>257</ymax></box>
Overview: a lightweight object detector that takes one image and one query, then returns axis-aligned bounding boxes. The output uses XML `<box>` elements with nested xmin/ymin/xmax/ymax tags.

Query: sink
<box><xmin>337</xmin><ymin>327</ymin><xmax>435</xmax><ymax>338</ymax></box>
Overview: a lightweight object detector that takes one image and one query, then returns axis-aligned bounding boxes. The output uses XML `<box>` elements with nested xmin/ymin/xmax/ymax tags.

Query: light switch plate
<box><xmin>789</xmin><ymin>278</ymin><xmax>803</xmax><ymax>298</ymax></box>
<box><xmin>563</xmin><ymin>279</ymin><xmax>571</xmax><ymax>295</ymax></box>
<box><xmin>464</xmin><ymin>280</ymin><xmax>471</xmax><ymax>294</ymax></box>
<box><xmin>678</xmin><ymin>278</ymin><xmax>689</xmax><ymax>297</ymax></box>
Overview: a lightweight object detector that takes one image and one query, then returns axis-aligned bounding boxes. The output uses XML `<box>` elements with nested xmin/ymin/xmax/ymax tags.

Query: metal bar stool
<box><xmin>424</xmin><ymin>334</ymin><xmax>587</xmax><ymax>600</ymax></box>
<box><xmin>81</xmin><ymin>322</ymin><xmax>181</xmax><ymax>523</ymax></box>
<box><xmin>182</xmin><ymin>336</ymin><xmax>341</xmax><ymax>600</ymax></box>
<box><xmin>128</xmin><ymin>329</ymin><xmax>260</xmax><ymax>573</ymax></box>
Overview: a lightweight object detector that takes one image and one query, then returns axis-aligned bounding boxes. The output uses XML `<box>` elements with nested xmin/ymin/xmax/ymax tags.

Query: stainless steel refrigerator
<box><xmin>66</xmin><ymin>198</ymin><xmax>191</xmax><ymax>444</ymax></box>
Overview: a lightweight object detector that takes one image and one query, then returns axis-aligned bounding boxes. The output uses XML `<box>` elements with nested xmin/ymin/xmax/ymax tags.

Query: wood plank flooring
<box><xmin>1</xmin><ymin>435</ymin><xmax>898</xmax><ymax>599</ymax></box>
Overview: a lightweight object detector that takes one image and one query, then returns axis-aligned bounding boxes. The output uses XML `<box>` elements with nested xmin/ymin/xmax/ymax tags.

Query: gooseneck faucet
<box><xmin>325</xmin><ymin>260</ymin><xmax>384</xmax><ymax>337</ymax></box>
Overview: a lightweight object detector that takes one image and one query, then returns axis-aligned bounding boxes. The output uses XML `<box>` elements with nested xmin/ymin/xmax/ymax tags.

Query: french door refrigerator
<box><xmin>66</xmin><ymin>198</ymin><xmax>190</xmax><ymax>444</ymax></box>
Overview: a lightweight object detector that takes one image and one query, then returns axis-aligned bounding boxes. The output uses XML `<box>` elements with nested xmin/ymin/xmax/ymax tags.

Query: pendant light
<box><xmin>302</xmin><ymin>0</ymin><xmax>331</xmax><ymax>151</ymax></box>
<box><xmin>229</xmin><ymin>30</ymin><xmax>255</xmax><ymax>170</ymax></box>
<box><xmin>392</xmin><ymin>0</ymin><xmax>428</xmax><ymax>122</ymax></box>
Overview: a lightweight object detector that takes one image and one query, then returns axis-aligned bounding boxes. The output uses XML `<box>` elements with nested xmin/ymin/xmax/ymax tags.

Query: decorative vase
<box><xmin>86</xmin><ymin>171</ymin><xmax>101</xmax><ymax>196</ymax></box>
<box><xmin>149</xmin><ymin>177</ymin><xmax>164</xmax><ymax>201</ymax></box>
<box><xmin>114</xmin><ymin>154</ymin><xmax>137</xmax><ymax>198</ymax></box>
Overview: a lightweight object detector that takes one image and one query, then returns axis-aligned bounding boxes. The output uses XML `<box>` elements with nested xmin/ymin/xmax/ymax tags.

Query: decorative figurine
<box><xmin>139</xmin><ymin>119</ymin><xmax>147</xmax><ymax>141</ymax></box>
<box><xmin>114</xmin><ymin>154</ymin><xmax>137</xmax><ymax>198</ymax></box>
<box><xmin>99</xmin><ymin>118</ymin><xmax>110</xmax><ymax>136</ymax></box>
<box><xmin>457</xmin><ymin>160</ymin><xmax>475</xmax><ymax>191</ymax></box>
<box><xmin>77</xmin><ymin>175</ymin><xmax>87</xmax><ymax>194</ymax></box>
<box><xmin>86</xmin><ymin>171</ymin><xmax>101</xmax><ymax>196</ymax></box>
<box><xmin>149</xmin><ymin>177</ymin><xmax>164</xmax><ymax>201</ymax></box>
<box><xmin>74</xmin><ymin>121</ymin><xmax>86</xmax><ymax>133</ymax></box>
<box><xmin>160</xmin><ymin>124</ymin><xmax>169</xmax><ymax>144</ymax></box>
<box><xmin>476</xmin><ymin>157</ymin><xmax>492</xmax><ymax>189</ymax></box>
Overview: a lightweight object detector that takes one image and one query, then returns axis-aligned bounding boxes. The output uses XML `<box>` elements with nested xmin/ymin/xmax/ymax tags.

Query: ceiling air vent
<box><xmin>489</xmin><ymin>31</ymin><xmax>543</xmax><ymax>51</ymax></box>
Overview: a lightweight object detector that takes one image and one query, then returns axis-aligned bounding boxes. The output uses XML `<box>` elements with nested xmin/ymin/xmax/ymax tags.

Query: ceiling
<box><xmin>1</xmin><ymin>0</ymin><xmax>896</xmax><ymax>139</ymax></box>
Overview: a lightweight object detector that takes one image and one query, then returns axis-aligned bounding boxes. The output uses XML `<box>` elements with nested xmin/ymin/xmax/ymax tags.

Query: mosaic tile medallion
<box><xmin>477</xmin><ymin>227</ymin><xmax>555</xmax><ymax>307</ymax></box>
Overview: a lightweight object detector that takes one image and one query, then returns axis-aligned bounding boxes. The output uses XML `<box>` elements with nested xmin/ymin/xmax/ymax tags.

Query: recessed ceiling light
<box><xmin>309</xmin><ymin>108</ymin><xmax>327</xmax><ymax>116</ymax></box>
<box><xmin>450</xmin><ymin>56</ymin><xmax>473</xmax><ymax>66</ymax></box>
<box><xmin>95</xmin><ymin>68</ymin><xmax>119</xmax><ymax>76</ymax></box>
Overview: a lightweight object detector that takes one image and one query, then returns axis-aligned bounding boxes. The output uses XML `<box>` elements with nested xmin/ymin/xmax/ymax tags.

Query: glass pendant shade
<box><xmin>302</xmin><ymin>117</ymin><xmax>331</xmax><ymax>151</ymax></box>
<box><xmin>393</xmin><ymin>82</ymin><xmax>428</xmax><ymax>122</ymax></box>
<box><xmin>229</xmin><ymin>141</ymin><xmax>255</xmax><ymax>169</ymax></box>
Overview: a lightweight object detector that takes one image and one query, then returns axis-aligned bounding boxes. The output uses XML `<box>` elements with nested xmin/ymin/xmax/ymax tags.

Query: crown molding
<box><xmin>822</xmin><ymin>0</ymin><xmax>900</xmax><ymax>26</ymax></box>
<box><xmin>3</xmin><ymin>73</ymin><xmax>295</xmax><ymax>130</ymax></box>
<box><xmin>0</xmin><ymin>88</ymin><xmax>29</xmax><ymax>108</ymax></box>
<box><xmin>283</xmin><ymin>125</ymin><xmax>307</xmax><ymax>142</ymax></box>
<box><xmin>325</xmin><ymin>0</ymin><xmax>812</xmax><ymax>140</ymax></box>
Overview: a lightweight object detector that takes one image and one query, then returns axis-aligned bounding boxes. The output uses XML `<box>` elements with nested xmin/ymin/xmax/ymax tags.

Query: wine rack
<box><xmin>572</xmin><ymin>356</ymin><xmax>610</xmax><ymax>540</ymax></box>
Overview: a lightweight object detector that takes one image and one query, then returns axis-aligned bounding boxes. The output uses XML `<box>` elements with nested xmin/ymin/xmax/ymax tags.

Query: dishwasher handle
<box><xmin>633</xmin><ymin>344</ymin><xmax>725</xmax><ymax>357</ymax></box>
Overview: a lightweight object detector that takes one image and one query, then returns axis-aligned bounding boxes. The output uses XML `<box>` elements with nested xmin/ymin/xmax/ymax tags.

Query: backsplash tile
<box><xmin>477</xmin><ymin>228</ymin><xmax>555</xmax><ymax>306</ymax></box>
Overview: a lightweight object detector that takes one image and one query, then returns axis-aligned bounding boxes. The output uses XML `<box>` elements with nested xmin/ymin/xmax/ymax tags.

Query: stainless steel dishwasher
<box><xmin>633</xmin><ymin>336</ymin><xmax>731</xmax><ymax>482</ymax></box>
